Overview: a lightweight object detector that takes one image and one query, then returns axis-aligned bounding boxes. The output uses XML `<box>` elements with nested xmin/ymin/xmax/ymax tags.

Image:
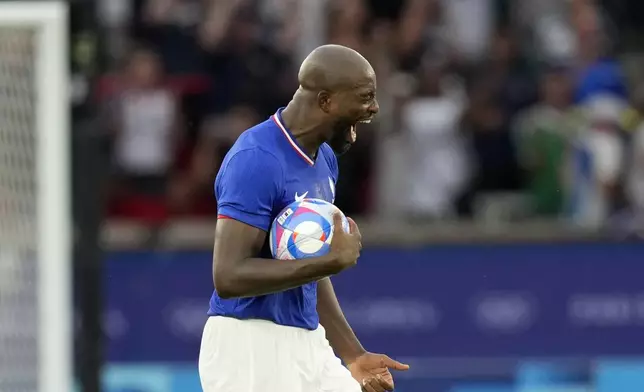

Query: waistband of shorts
<box><xmin>208</xmin><ymin>315</ymin><xmax>324</xmax><ymax>335</ymax></box>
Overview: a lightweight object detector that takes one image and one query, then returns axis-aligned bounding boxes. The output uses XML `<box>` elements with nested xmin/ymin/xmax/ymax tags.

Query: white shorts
<box><xmin>198</xmin><ymin>316</ymin><xmax>362</xmax><ymax>392</ymax></box>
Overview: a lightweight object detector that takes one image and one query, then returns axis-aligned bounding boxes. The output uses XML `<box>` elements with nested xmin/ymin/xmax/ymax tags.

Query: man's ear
<box><xmin>318</xmin><ymin>90</ymin><xmax>332</xmax><ymax>113</ymax></box>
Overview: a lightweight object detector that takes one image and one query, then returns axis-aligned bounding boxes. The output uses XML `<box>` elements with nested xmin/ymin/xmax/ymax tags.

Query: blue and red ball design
<box><xmin>270</xmin><ymin>198</ymin><xmax>350</xmax><ymax>260</ymax></box>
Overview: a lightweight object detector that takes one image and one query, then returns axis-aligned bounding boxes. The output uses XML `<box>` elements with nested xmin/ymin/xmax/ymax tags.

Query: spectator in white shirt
<box><xmin>105</xmin><ymin>47</ymin><xmax>183</xmax><ymax>205</ymax></box>
<box><xmin>400</xmin><ymin>58</ymin><xmax>471</xmax><ymax>219</ymax></box>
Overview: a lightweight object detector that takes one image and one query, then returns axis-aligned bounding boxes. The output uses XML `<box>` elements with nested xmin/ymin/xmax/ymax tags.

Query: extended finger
<box><xmin>380</xmin><ymin>355</ymin><xmax>410</xmax><ymax>371</ymax></box>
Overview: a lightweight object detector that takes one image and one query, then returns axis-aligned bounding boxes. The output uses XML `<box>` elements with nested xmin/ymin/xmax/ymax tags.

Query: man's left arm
<box><xmin>317</xmin><ymin>277</ymin><xmax>366</xmax><ymax>364</ymax></box>
<box><xmin>318</xmin><ymin>276</ymin><xmax>410</xmax><ymax>392</ymax></box>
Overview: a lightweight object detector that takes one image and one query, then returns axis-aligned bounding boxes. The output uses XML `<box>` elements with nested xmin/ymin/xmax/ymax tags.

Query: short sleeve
<box><xmin>215</xmin><ymin>148</ymin><xmax>284</xmax><ymax>231</ymax></box>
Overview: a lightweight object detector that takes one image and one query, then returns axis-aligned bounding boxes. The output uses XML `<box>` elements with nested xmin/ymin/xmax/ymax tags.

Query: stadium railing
<box><xmin>103</xmin><ymin>219</ymin><xmax>610</xmax><ymax>250</ymax></box>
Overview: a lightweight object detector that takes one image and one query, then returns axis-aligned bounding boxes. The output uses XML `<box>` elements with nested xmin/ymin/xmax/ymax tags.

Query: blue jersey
<box><xmin>208</xmin><ymin>108</ymin><xmax>339</xmax><ymax>330</ymax></box>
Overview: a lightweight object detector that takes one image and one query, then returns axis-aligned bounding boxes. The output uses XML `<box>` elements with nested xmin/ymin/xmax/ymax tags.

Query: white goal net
<box><xmin>0</xmin><ymin>2</ymin><xmax>71</xmax><ymax>392</ymax></box>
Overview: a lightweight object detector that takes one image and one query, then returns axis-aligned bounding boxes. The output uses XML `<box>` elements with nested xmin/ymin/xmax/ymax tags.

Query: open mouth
<box><xmin>350</xmin><ymin>118</ymin><xmax>373</xmax><ymax>143</ymax></box>
<box><xmin>350</xmin><ymin>124</ymin><xmax>357</xmax><ymax>143</ymax></box>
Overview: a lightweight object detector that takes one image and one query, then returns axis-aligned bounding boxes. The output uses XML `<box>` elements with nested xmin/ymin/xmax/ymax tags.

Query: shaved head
<box><xmin>298</xmin><ymin>45</ymin><xmax>375</xmax><ymax>92</ymax></box>
<box><xmin>290</xmin><ymin>44</ymin><xmax>379</xmax><ymax>155</ymax></box>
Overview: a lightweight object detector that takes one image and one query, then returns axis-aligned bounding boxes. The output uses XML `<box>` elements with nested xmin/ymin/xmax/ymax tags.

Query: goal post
<box><xmin>0</xmin><ymin>2</ymin><xmax>72</xmax><ymax>392</ymax></box>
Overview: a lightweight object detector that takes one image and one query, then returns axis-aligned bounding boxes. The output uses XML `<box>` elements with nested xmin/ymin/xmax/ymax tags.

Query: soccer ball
<box><xmin>270</xmin><ymin>198</ymin><xmax>350</xmax><ymax>260</ymax></box>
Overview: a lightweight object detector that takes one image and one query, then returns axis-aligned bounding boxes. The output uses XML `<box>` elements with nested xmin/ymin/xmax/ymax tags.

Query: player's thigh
<box><xmin>199</xmin><ymin>317</ymin><xmax>313</xmax><ymax>392</ymax></box>
<box><xmin>199</xmin><ymin>317</ymin><xmax>248</xmax><ymax>392</ymax></box>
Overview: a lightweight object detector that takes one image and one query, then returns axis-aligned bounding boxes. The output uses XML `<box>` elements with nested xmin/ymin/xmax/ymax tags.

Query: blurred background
<box><xmin>19</xmin><ymin>0</ymin><xmax>644</xmax><ymax>390</ymax></box>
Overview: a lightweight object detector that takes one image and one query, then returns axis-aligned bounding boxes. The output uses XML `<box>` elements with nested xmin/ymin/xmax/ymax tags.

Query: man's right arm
<box><xmin>213</xmin><ymin>218</ymin><xmax>344</xmax><ymax>299</ymax></box>
<box><xmin>212</xmin><ymin>148</ymin><xmax>359</xmax><ymax>298</ymax></box>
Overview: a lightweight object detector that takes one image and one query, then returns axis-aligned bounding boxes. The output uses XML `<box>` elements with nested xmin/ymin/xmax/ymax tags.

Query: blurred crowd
<box><xmin>93</xmin><ymin>0</ymin><xmax>644</xmax><ymax>234</ymax></box>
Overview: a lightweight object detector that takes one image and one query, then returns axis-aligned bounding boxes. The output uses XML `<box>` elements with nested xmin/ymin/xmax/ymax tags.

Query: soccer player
<box><xmin>199</xmin><ymin>44</ymin><xmax>409</xmax><ymax>392</ymax></box>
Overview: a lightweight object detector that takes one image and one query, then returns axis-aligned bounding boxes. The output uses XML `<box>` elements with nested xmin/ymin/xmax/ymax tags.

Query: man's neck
<box><xmin>281</xmin><ymin>101</ymin><xmax>329</xmax><ymax>158</ymax></box>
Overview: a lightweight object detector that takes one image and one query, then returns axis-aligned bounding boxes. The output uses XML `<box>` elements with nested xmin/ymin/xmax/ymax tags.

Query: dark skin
<box><xmin>213</xmin><ymin>45</ymin><xmax>408</xmax><ymax>391</ymax></box>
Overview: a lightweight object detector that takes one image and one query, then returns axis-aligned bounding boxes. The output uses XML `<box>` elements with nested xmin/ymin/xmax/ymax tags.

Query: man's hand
<box><xmin>213</xmin><ymin>217</ymin><xmax>355</xmax><ymax>299</ymax></box>
<box><xmin>347</xmin><ymin>352</ymin><xmax>410</xmax><ymax>392</ymax></box>
<box><xmin>329</xmin><ymin>214</ymin><xmax>362</xmax><ymax>271</ymax></box>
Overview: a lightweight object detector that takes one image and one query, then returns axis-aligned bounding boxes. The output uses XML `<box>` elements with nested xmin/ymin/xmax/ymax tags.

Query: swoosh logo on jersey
<box><xmin>295</xmin><ymin>191</ymin><xmax>308</xmax><ymax>202</ymax></box>
<box><xmin>328</xmin><ymin>177</ymin><xmax>336</xmax><ymax>202</ymax></box>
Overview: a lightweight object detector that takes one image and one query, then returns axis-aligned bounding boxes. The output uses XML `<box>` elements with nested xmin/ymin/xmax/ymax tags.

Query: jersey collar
<box><xmin>272</xmin><ymin>108</ymin><xmax>315</xmax><ymax>166</ymax></box>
